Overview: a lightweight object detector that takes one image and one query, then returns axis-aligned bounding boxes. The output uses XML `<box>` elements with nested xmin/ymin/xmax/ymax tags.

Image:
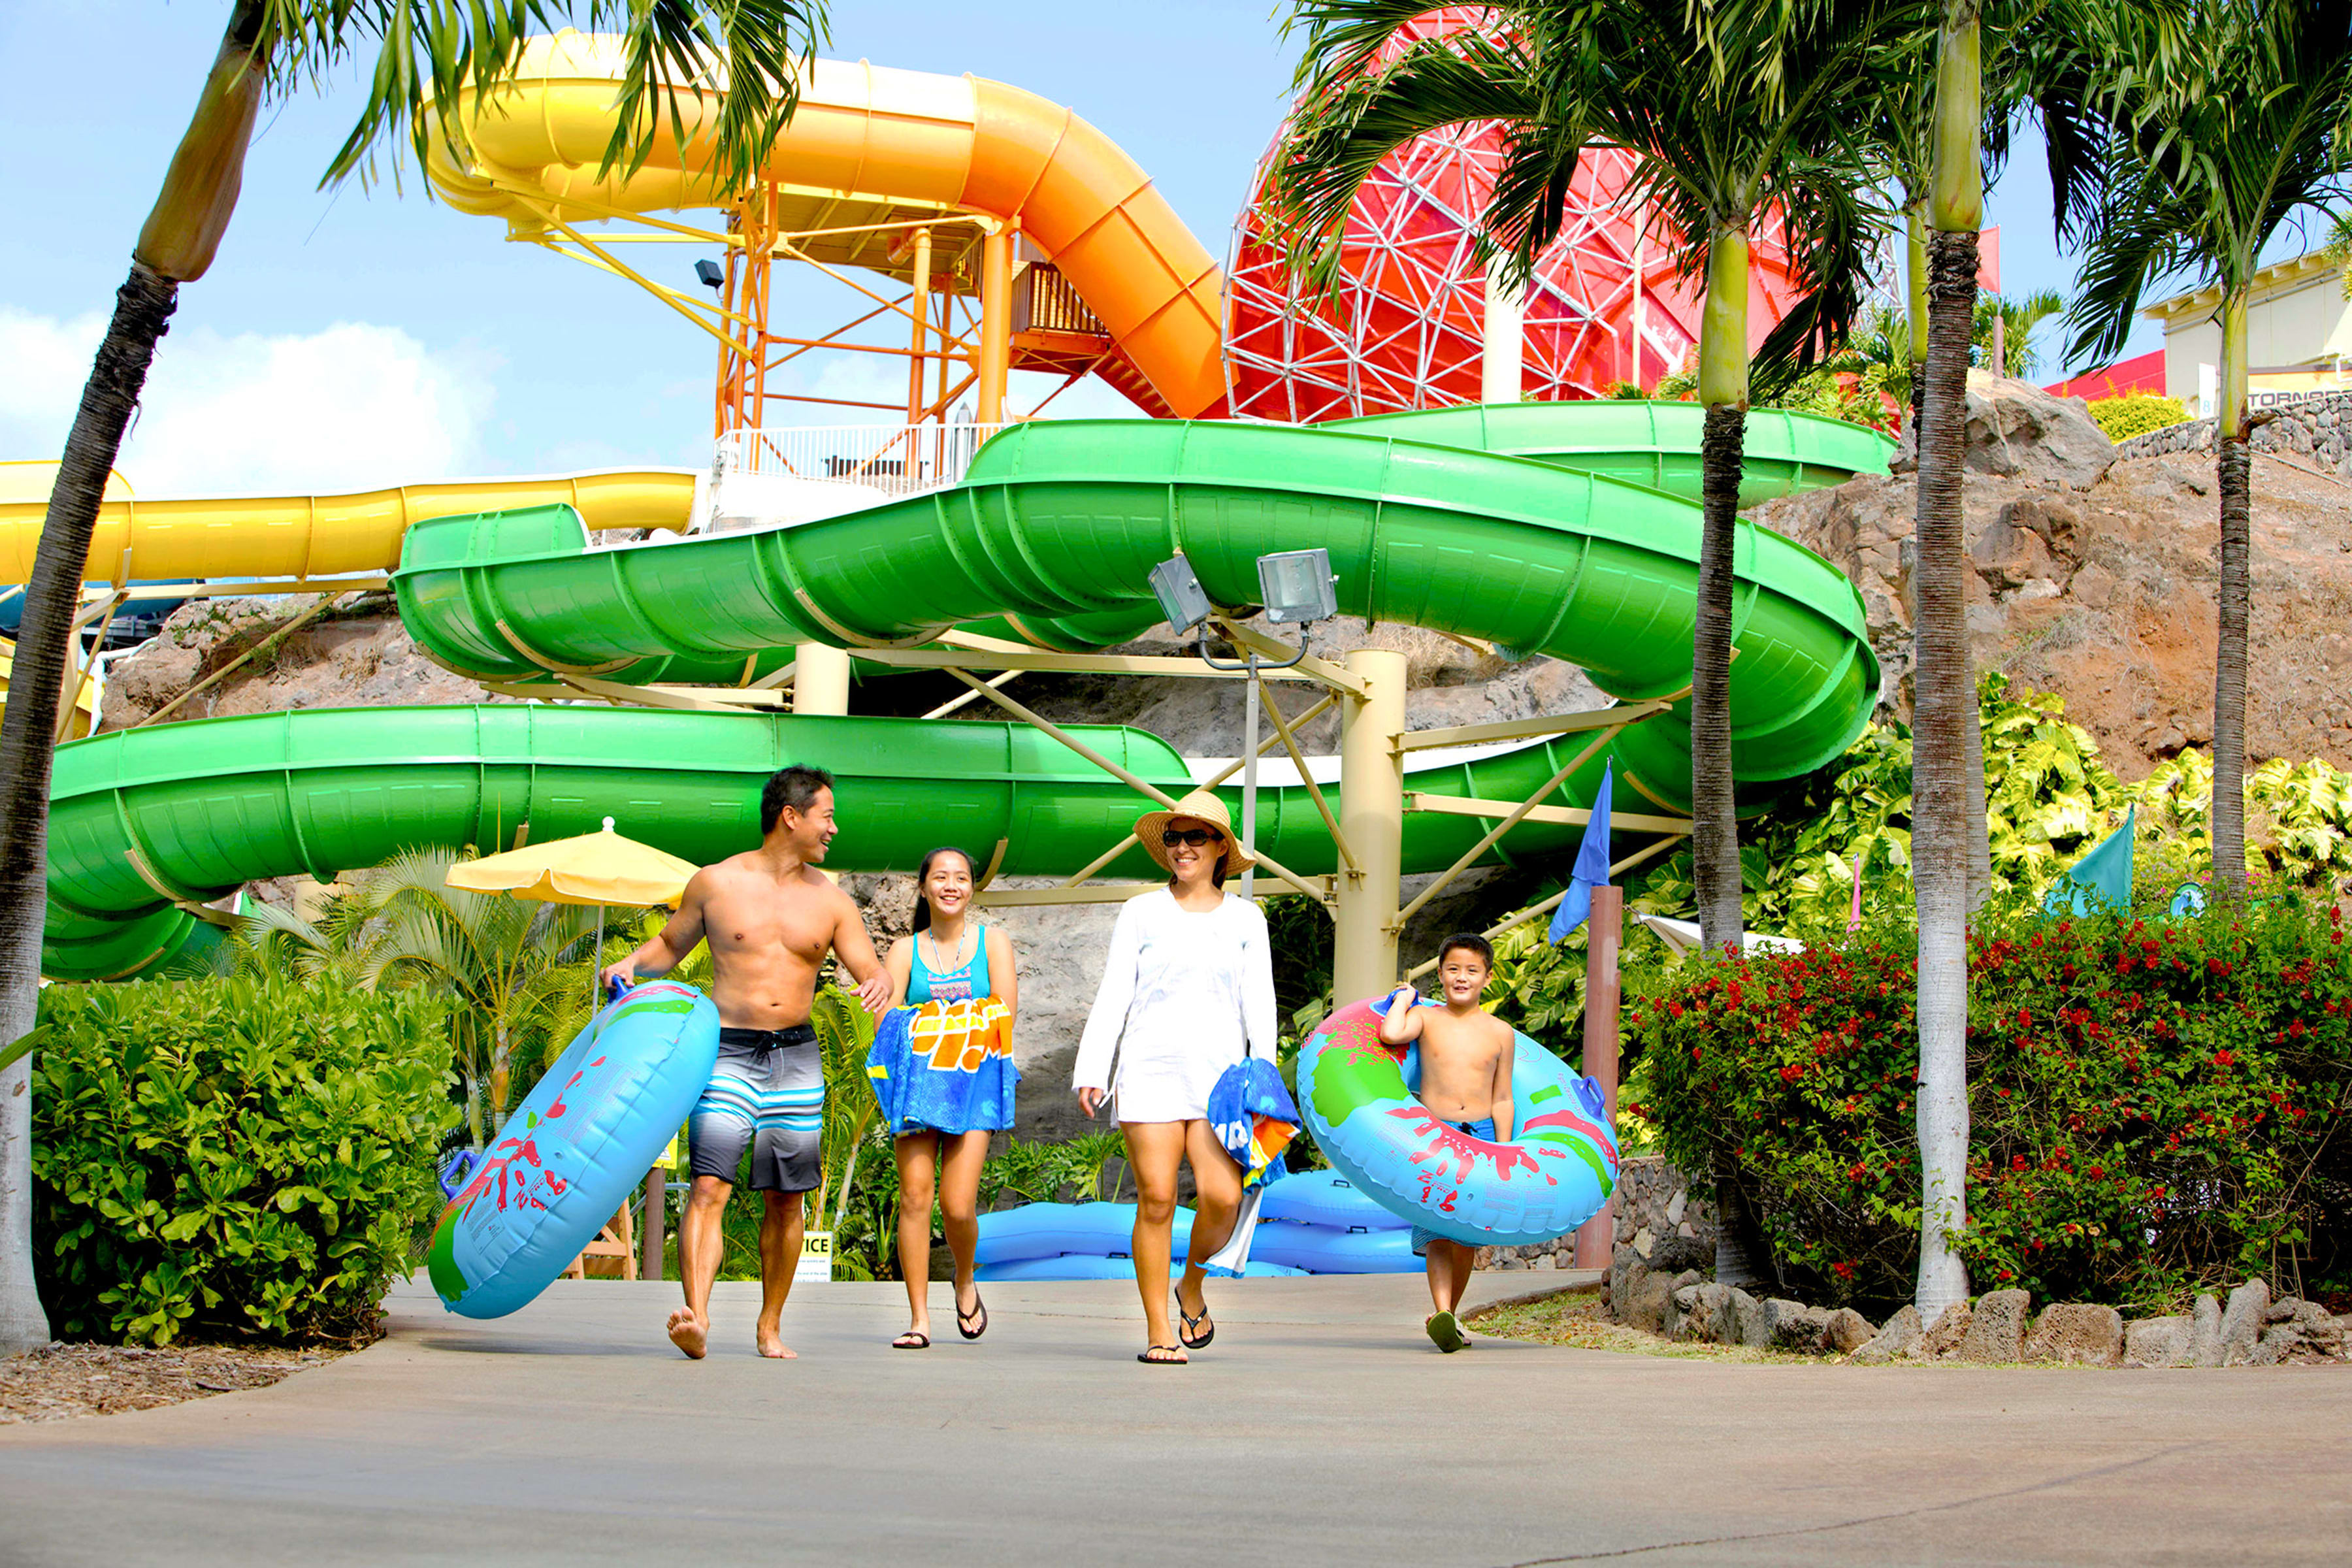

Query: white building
<box><xmin>2144</xmin><ymin>249</ymin><xmax>2352</xmax><ymax>415</ymax></box>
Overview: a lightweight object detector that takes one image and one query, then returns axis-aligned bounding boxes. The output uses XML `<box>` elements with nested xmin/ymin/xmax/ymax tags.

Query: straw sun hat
<box><xmin>1134</xmin><ymin>789</ymin><xmax>1258</xmax><ymax>876</ymax></box>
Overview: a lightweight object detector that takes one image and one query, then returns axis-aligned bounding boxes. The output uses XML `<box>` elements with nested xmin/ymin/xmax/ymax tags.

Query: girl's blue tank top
<box><xmin>908</xmin><ymin>924</ymin><xmax>992</xmax><ymax>1004</ymax></box>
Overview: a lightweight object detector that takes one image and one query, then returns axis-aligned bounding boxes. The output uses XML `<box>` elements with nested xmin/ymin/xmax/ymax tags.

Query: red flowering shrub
<box><xmin>1635</xmin><ymin>898</ymin><xmax>2352</xmax><ymax>1315</ymax></box>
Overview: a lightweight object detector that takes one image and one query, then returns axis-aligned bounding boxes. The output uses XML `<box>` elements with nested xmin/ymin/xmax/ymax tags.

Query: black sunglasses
<box><xmin>1162</xmin><ymin>827</ymin><xmax>1225</xmax><ymax>847</ymax></box>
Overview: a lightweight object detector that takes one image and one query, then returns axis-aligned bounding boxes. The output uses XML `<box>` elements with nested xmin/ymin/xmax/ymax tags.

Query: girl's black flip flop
<box><xmin>1137</xmin><ymin>1345</ymin><xmax>1188</xmax><ymax>1365</ymax></box>
<box><xmin>957</xmin><ymin>1290</ymin><xmax>988</xmax><ymax>1341</ymax></box>
<box><xmin>892</xmin><ymin>1331</ymin><xmax>930</xmax><ymax>1350</ymax></box>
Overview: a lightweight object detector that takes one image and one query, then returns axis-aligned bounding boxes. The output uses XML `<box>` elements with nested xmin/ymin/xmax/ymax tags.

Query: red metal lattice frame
<box><xmin>1224</xmin><ymin>8</ymin><xmax>1803</xmax><ymax>424</ymax></box>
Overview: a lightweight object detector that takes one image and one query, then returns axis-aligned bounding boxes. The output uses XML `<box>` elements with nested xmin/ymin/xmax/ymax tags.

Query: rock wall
<box><xmin>2112</xmin><ymin>390</ymin><xmax>2352</xmax><ymax>482</ymax></box>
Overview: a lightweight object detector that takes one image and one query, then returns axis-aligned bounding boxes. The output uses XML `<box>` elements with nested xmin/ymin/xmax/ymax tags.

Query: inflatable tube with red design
<box><xmin>427</xmin><ymin>980</ymin><xmax>719</xmax><ymax>1318</ymax></box>
<box><xmin>1294</xmin><ymin>994</ymin><xmax>1618</xmax><ymax>1247</ymax></box>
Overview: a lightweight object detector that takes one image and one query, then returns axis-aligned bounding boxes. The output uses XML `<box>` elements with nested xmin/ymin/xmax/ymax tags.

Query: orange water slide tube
<box><xmin>421</xmin><ymin>32</ymin><xmax>1228</xmax><ymax>419</ymax></box>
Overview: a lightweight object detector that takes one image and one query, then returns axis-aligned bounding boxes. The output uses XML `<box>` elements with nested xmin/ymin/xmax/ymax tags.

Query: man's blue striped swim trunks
<box><xmin>689</xmin><ymin>1024</ymin><xmax>824</xmax><ymax>1194</ymax></box>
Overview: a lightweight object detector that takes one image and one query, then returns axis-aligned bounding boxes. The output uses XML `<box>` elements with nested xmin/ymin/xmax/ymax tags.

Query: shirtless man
<box><xmin>1379</xmin><ymin>933</ymin><xmax>1515</xmax><ymax>1353</ymax></box>
<box><xmin>602</xmin><ymin>764</ymin><xmax>891</xmax><ymax>1360</ymax></box>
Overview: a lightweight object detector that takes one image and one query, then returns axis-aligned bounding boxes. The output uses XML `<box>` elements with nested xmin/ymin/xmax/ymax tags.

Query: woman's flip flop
<box><xmin>1137</xmin><ymin>1344</ymin><xmax>1188</xmax><ymax>1365</ymax></box>
<box><xmin>892</xmin><ymin>1330</ymin><xmax>931</xmax><ymax>1350</ymax></box>
<box><xmin>956</xmin><ymin>1289</ymin><xmax>988</xmax><ymax>1341</ymax></box>
<box><xmin>1176</xmin><ymin>1290</ymin><xmax>1215</xmax><ymax>1350</ymax></box>
<box><xmin>1425</xmin><ymin>1311</ymin><xmax>1465</xmax><ymax>1353</ymax></box>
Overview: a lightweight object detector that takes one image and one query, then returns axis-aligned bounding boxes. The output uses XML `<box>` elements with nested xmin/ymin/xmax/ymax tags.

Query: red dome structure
<box><xmin>1223</xmin><ymin>8</ymin><xmax>1804</xmax><ymax>423</ymax></box>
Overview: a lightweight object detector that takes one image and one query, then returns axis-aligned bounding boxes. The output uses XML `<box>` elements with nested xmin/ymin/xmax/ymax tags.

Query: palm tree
<box><xmin>1904</xmin><ymin>0</ymin><xmax>1992</xmax><ymax>1324</ymax></box>
<box><xmin>0</xmin><ymin>2</ymin><xmax>828</xmax><ymax>1358</ymax></box>
<box><xmin>2065</xmin><ymin>0</ymin><xmax>2352</xmax><ymax>899</ymax></box>
<box><xmin>1273</xmin><ymin>0</ymin><xmax>1931</xmax><ymax>1291</ymax></box>
<box><xmin>1974</xmin><ymin>287</ymin><xmax>2066</xmax><ymax>376</ymax></box>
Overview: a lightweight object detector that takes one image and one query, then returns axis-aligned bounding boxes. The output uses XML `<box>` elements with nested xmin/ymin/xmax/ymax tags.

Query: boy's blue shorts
<box><xmin>1409</xmin><ymin>1117</ymin><xmax>1496</xmax><ymax>1256</ymax></box>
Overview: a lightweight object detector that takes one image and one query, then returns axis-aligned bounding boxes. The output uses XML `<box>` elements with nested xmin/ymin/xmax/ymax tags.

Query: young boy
<box><xmin>1379</xmin><ymin>933</ymin><xmax>1515</xmax><ymax>1353</ymax></box>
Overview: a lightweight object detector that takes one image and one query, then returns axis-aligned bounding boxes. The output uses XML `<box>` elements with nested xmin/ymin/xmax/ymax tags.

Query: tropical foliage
<box><xmin>1635</xmin><ymin>893</ymin><xmax>2352</xmax><ymax>1314</ymax></box>
<box><xmin>29</xmin><ymin>973</ymin><xmax>455</xmax><ymax>1345</ymax></box>
<box><xmin>235</xmin><ymin>849</ymin><xmax>606</xmax><ymax>1144</ymax></box>
<box><xmin>2085</xmin><ymin>393</ymin><xmax>2193</xmax><ymax>441</ymax></box>
<box><xmin>0</xmin><ymin>0</ymin><xmax>834</xmax><ymax>1359</ymax></box>
<box><xmin>2064</xmin><ymin>0</ymin><xmax>2352</xmax><ymax>896</ymax></box>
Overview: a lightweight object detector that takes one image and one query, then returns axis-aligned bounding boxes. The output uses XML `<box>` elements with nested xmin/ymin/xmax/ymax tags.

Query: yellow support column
<box><xmin>1333</xmin><ymin>647</ymin><xmax>1406</xmax><ymax>1003</ymax></box>
<box><xmin>977</xmin><ymin>224</ymin><xmax>1013</xmax><ymax>425</ymax></box>
<box><xmin>793</xmin><ymin>644</ymin><xmax>852</xmax><ymax>716</ymax></box>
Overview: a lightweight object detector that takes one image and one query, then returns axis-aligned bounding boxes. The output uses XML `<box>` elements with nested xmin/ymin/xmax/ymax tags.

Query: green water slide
<box><xmin>42</xmin><ymin>404</ymin><xmax>1889</xmax><ymax>981</ymax></box>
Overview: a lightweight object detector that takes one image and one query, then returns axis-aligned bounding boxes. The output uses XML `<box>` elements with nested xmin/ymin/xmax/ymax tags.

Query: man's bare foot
<box><xmin>756</xmin><ymin>1322</ymin><xmax>797</xmax><ymax>1359</ymax></box>
<box><xmin>667</xmin><ymin>1307</ymin><xmax>709</xmax><ymax>1360</ymax></box>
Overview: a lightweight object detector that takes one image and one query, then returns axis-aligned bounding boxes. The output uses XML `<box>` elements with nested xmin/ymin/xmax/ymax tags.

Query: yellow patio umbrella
<box><xmin>446</xmin><ymin>815</ymin><xmax>699</xmax><ymax>1006</ymax></box>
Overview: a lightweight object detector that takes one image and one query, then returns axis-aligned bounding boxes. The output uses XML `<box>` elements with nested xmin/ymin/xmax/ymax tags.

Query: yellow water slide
<box><xmin>422</xmin><ymin>31</ymin><xmax>1227</xmax><ymax>419</ymax></box>
<box><xmin>0</xmin><ymin>468</ymin><xmax>697</xmax><ymax>583</ymax></box>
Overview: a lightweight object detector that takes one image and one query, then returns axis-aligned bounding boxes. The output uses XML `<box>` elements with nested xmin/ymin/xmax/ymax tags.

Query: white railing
<box><xmin>715</xmin><ymin>423</ymin><xmax>1009</xmax><ymax>499</ymax></box>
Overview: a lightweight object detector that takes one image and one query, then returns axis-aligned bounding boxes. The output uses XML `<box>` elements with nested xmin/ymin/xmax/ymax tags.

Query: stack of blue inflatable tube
<box><xmin>970</xmin><ymin>1171</ymin><xmax>1421</xmax><ymax>1281</ymax></box>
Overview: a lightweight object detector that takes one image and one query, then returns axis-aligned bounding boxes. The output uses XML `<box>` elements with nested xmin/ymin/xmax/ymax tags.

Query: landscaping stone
<box><xmin>2190</xmin><ymin>1294</ymin><xmax>2224</xmax><ymax>1367</ymax></box>
<box><xmin>2024</xmin><ymin>1304</ymin><xmax>2125</xmax><ymax>1367</ymax></box>
<box><xmin>1609</xmin><ymin>1245</ymin><xmax>1643</xmax><ymax>1319</ymax></box>
<box><xmin>1673</xmin><ymin>1283</ymin><xmax>1740</xmax><ymax>1345</ymax></box>
<box><xmin>1732</xmin><ymin>1288</ymin><xmax>1770</xmax><ymax>1348</ymax></box>
<box><xmin>1764</xmin><ymin>1299</ymin><xmax>1833</xmax><ymax>1354</ymax></box>
<box><xmin>1914</xmin><ymin>1302</ymin><xmax>1973</xmax><ymax>1360</ymax></box>
<box><xmin>1625</xmin><ymin>1269</ymin><xmax>1677</xmax><ymax>1335</ymax></box>
<box><xmin>2219</xmin><ymin>1280</ymin><xmax>2271</xmax><ymax>1367</ymax></box>
<box><xmin>1851</xmin><ymin>1305</ymin><xmax>1923</xmax><ymax>1365</ymax></box>
<box><xmin>1958</xmin><ymin>1290</ymin><xmax>2031</xmax><ymax>1363</ymax></box>
<box><xmin>2124</xmin><ymin>1315</ymin><xmax>2191</xmax><ymax>1369</ymax></box>
<box><xmin>1824</xmin><ymin>1308</ymin><xmax>1875</xmax><ymax>1355</ymax></box>
<box><xmin>2252</xmin><ymin>1326</ymin><xmax>2303</xmax><ymax>1367</ymax></box>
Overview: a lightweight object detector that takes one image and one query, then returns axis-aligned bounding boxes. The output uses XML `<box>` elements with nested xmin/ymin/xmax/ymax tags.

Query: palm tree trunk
<box><xmin>1911</xmin><ymin>223</ymin><xmax>1980</xmax><ymax>1322</ymax></box>
<box><xmin>2212</xmin><ymin>291</ymin><xmax>2251</xmax><ymax>896</ymax></box>
<box><xmin>0</xmin><ymin>265</ymin><xmax>180</xmax><ymax>1358</ymax></box>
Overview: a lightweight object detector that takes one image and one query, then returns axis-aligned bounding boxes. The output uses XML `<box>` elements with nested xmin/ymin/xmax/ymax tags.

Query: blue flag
<box><xmin>2044</xmin><ymin>805</ymin><xmax>2136</xmax><ymax>918</ymax></box>
<box><xmin>1548</xmin><ymin>760</ymin><xmax>1615</xmax><ymax>942</ymax></box>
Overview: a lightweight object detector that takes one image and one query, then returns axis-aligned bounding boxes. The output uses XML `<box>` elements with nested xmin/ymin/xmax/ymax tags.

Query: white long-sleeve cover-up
<box><xmin>1073</xmin><ymin>887</ymin><xmax>1279</xmax><ymax>1122</ymax></box>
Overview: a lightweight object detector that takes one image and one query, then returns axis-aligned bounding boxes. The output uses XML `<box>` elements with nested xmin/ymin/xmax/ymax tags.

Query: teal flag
<box><xmin>2043</xmin><ymin>806</ymin><xmax>2135</xmax><ymax>918</ymax></box>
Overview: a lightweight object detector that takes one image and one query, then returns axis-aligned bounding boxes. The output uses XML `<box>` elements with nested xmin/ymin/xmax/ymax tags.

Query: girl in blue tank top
<box><xmin>880</xmin><ymin>845</ymin><xmax>1019</xmax><ymax>1350</ymax></box>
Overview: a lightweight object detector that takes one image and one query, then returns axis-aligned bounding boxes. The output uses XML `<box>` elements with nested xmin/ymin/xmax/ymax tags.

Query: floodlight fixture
<box><xmin>1256</xmin><ymin>547</ymin><xmax>1338</xmax><ymax>626</ymax></box>
<box><xmin>694</xmin><ymin>259</ymin><xmax>725</xmax><ymax>291</ymax></box>
<box><xmin>1148</xmin><ymin>553</ymin><xmax>1214</xmax><ymax>635</ymax></box>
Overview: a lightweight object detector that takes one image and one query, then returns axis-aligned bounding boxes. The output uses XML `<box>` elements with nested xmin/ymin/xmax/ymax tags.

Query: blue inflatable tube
<box><xmin>976</xmin><ymin>1256</ymin><xmax>1305</xmax><ymax>1282</ymax></box>
<box><xmin>1296</xmin><ymin>994</ymin><xmax>1618</xmax><ymax>1247</ymax></box>
<box><xmin>973</xmin><ymin>1201</ymin><xmax>1191</xmax><ymax>1267</ymax></box>
<box><xmin>427</xmin><ymin>980</ymin><xmax>720</xmax><ymax>1317</ymax></box>
<box><xmin>1256</xmin><ymin>1171</ymin><xmax>1410</xmax><ymax>1231</ymax></box>
<box><xmin>1247</xmin><ymin>1220</ymin><xmax>1419</xmax><ymax>1274</ymax></box>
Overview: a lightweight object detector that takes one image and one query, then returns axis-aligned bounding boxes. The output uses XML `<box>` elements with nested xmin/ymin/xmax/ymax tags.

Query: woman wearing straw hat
<box><xmin>1074</xmin><ymin>789</ymin><xmax>1277</xmax><ymax>1365</ymax></box>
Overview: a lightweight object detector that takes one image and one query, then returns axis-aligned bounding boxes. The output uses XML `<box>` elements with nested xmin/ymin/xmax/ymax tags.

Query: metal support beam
<box><xmin>1573</xmin><ymin>884</ymin><xmax>1624</xmax><ymax>1269</ymax></box>
<box><xmin>1209</xmin><ymin>615</ymin><xmax>1367</xmax><ymax>698</ymax></box>
<box><xmin>1403</xmin><ymin>792</ymin><xmax>1693</xmax><ymax>837</ymax></box>
<box><xmin>1258</xmin><ymin>678</ymin><xmax>1358</xmax><ymax>874</ymax></box>
<box><xmin>1393</xmin><ymin>725</ymin><xmax>1624</xmax><ymax>929</ymax></box>
<box><xmin>921</xmin><ymin>669</ymin><xmax>1022</xmax><ymax>720</ymax></box>
<box><xmin>1394</xmin><ymin>699</ymin><xmax>1673</xmax><ymax>754</ymax></box>
<box><xmin>1401</xmin><ymin>834</ymin><xmax>1686</xmax><ymax>981</ymax></box>
<box><xmin>1333</xmin><ymin>647</ymin><xmax>1407</xmax><ymax>1001</ymax></box>
<box><xmin>847</xmin><ymin>643</ymin><xmax>1358</xmax><ymax>687</ymax></box>
<box><xmin>977</xmin><ymin>223</ymin><xmax>1012</xmax><ymax>423</ymax></box>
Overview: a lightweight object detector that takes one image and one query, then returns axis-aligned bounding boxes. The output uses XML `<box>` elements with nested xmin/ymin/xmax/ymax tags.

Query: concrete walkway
<box><xmin>3</xmin><ymin>1271</ymin><xmax>2347</xmax><ymax>1565</ymax></box>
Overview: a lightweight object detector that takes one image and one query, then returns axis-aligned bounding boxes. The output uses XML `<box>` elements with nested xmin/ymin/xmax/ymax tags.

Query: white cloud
<box><xmin>0</xmin><ymin>310</ymin><xmax>496</xmax><ymax>497</ymax></box>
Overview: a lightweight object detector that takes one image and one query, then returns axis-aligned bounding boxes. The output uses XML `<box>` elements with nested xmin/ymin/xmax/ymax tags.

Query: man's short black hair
<box><xmin>1437</xmin><ymin>932</ymin><xmax>1494</xmax><ymax>970</ymax></box>
<box><xmin>762</xmin><ymin>765</ymin><xmax>835</xmax><ymax>835</ymax></box>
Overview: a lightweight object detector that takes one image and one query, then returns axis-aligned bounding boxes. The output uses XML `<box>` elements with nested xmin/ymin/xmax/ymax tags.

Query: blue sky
<box><xmin>0</xmin><ymin>2</ymin><xmax>2159</xmax><ymax>497</ymax></box>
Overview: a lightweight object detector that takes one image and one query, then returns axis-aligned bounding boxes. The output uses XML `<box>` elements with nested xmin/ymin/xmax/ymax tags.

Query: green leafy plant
<box><xmin>2085</xmin><ymin>393</ymin><xmax>2192</xmax><ymax>442</ymax></box>
<box><xmin>29</xmin><ymin>973</ymin><xmax>457</xmax><ymax>1345</ymax></box>
<box><xmin>1635</xmin><ymin>894</ymin><xmax>2352</xmax><ymax>1314</ymax></box>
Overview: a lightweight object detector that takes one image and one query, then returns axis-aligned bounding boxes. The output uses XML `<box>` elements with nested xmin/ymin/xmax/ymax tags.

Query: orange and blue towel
<box><xmin>866</xmin><ymin>996</ymin><xmax>1019</xmax><ymax>1136</ymax></box>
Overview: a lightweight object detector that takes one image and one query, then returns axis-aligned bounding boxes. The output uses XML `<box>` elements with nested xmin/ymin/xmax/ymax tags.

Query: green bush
<box><xmin>1635</xmin><ymin>897</ymin><xmax>2351</xmax><ymax>1315</ymax></box>
<box><xmin>31</xmin><ymin>973</ymin><xmax>457</xmax><ymax>1345</ymax></box>
<box><xmin>2087</xmin><ymin>393</ymin><xmax>2192</xmax><ymax>442</ymax></box>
